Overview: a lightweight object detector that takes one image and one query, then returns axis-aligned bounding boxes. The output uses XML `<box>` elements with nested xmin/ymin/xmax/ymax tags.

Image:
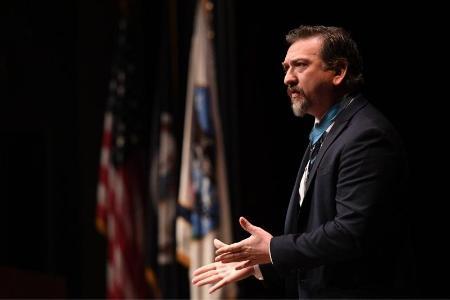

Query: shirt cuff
<box><xmin>253</xmin><ymin>265</ymin><xmax>264</xmax><ymax>280</ymax></box>
<box><xmin>253</xmin><ymin>238</ymin><xmax>273</xmax><ymax>281</ymax></box>
<box><xmin>269</xmin><ymin>238</ymin><xmax>273</xmax><ymax>263</ymax></box>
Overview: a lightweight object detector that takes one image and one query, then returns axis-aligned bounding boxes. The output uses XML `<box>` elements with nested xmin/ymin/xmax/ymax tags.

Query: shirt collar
<box><xmin>309</xmin><ymin>94</ymin><xmax>355</xmax><ymax>144</ymax></box>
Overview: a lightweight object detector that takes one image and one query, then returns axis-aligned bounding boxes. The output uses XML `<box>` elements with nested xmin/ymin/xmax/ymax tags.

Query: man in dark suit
<box><xmin>192</xmin><ymin>25</ymin><xmax>415</xmax><ymax>298</ymax></box>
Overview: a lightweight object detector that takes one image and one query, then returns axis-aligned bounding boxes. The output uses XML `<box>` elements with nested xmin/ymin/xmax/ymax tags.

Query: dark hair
<box><xmin>286</xmin><ymin>25</ymin><xmax>364</xmax><ymax>92</ymax></box>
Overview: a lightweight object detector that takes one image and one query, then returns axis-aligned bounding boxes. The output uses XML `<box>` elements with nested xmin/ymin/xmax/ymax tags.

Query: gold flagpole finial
<box><xmin>201</xmin><ymin>0</ymin><xmax>215</xmax><ymax>40</ymax></box>
<box><xmin>204</xmin><ymin>0</ymin><xmax>214</xmax><ymax>12</ymax></box>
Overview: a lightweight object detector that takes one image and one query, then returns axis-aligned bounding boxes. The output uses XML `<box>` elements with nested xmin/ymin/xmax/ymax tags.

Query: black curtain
<box><xmin>1</xmin><ymin>0</ymin><xmax>448</xmax><ymax>298</ymax></box>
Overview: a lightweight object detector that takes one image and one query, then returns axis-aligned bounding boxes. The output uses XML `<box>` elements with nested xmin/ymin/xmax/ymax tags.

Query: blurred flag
<box><xmin>95</xmin><ymin>9</ymin><xmax>155</xmax><ymax>298</ymax></box>
<box><xmin>176</xmin><ymin>1</ymin><xmax>236</xmax><ymax>299</ymax></box>
<box><xmin>148</xmin><ymin>111</ymin><xmax>178</xmax><ymax>297</ymax></box>
<box><xmin>144</xmin><ymin>0</ymin><xmax>184</xmax><ymax>298</ymax></box>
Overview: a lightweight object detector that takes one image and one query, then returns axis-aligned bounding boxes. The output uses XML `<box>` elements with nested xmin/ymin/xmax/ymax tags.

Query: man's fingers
<box><xmin>193</xmin><ymin>263</ymin><xmax>216</xmax><ymax>276</ymax></box>
<box><xmin>192</xmin><ymin>269</ymin><xmax>218</xmax><ymax>285</ymax></box>
<box><xmin>213</xmin><ymin>238</ymin><xmax>227</xmax><ymax>249</ymax></box>
<box><xmin>215</xmin><ymin>252</ymin><xmax>250</xmax><ymax>263</ymax></box>
<box><xmin>215</xmin><ymin>240</ymin><xmax>245</xmax><ymax>255</ymax></box>
<box><xmin>235</xmin><ymin>260</ymin><xmax>250</xmax><ymax>270</ymax></box>
<box><xmin>235</xmin><ymin>259</ymin><xmax>253</xmax><ymax>270</ymax></box>
<box><xmin>209</xmin><ymin>277</ymin><xmax>228</xmax><ymax>294</ymax></box>
<box><xmin>220</xmin><ymin>256</ymin><xmax>249</xmax><ymax>263</ymax></box>
<box><xmin>195</xmin><ymin>274</ymin><xmax>222</xmax><ymax>287</ymax></box>
<box><xmin>214</xmin><ymin>253</ymin><xmax>228</xmax><ymax>262</ymax></box>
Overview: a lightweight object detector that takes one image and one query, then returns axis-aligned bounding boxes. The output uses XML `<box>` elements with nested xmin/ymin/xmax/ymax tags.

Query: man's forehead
<box><xmin>285</xmin><ymin>37</ymin><xmax>322</xmax><ymax>60</ymax></box>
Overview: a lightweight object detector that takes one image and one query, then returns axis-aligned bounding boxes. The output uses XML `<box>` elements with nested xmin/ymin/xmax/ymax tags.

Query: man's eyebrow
<box><xmin>291</xmin><ymin>58</ymin><xmax>308</xmax><ymax>64</ymax></box>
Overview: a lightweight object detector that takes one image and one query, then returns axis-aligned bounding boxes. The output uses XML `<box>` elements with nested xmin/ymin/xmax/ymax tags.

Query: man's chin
<box><xmin>292</xmin><ymin>106</ymin><xmax>306</xmax><ymax>117</ymax></box>
<box><xmin>291</xmin><ymin>101</ymin><xmax>305</xmax><ymax>117</ymax></box>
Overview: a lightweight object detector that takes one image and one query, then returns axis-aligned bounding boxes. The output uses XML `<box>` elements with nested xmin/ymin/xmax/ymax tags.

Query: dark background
<box><xmin>1</xmin><ymin>0</ymin><xmax>447</xmax><ymax>298</ymax></box>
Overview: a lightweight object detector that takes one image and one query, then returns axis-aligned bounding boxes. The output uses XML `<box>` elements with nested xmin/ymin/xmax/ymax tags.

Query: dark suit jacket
<box><xmin>260</xmin><ymin>94</ymin><xmax>415</xmax><ymax>298</ymax></box>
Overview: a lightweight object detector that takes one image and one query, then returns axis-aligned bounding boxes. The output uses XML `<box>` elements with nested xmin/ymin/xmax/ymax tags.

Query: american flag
<box><xmin>95</xmin><ymin>13</ymin><xmax>156</xmax><ymax>298</ymax></box>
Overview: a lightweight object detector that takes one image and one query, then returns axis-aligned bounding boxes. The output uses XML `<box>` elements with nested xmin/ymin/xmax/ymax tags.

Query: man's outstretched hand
<box><xmin>191</xmin><ymin>239</ymin><xmax>255</xmax><ymax>294</ymax></box>
<box><xmin>215</xmin><ymin>217</ymin><xmax>273</xmax><ymax>269</ymax></box>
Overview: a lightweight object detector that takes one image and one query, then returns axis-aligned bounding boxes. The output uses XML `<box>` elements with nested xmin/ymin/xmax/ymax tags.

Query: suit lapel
<box><xmin>301</xmin><ymin>95</ymin><xmax>368</xmax><ymax>203</ymax></box>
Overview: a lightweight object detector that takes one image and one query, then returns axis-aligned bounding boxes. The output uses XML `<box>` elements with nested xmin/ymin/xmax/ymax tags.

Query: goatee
<box><xmin>292</xmin><ymin>97</ymin><xmax>309</xmax><ymax>117</ymax></box>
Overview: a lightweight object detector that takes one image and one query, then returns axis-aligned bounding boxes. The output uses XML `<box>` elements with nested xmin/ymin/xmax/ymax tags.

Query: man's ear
<box><xmin>332</xmin><ymin>59</ymin><xmax>348</xmax><ymax>86</ymax></box>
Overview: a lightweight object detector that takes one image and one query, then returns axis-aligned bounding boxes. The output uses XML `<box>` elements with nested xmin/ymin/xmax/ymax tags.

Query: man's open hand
<box><xmin>191</xmin><ymin>239</ymin><xmax>254</xmax><ymax>294</ymax></box>
<box><xmin>215</xmin><ymin>217</ymin><xmax>273</xmax><ymax>269</ymax></box>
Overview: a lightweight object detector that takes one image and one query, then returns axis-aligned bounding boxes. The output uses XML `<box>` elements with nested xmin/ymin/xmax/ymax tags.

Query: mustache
<box><xmin>287</xmin><ymin>86</ymin><xmax>303</xmax><ymax>96</ymax></box>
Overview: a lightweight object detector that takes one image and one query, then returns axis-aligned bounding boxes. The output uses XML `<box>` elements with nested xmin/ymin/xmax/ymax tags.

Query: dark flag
<box><xmin>145</xmin><ymin>0</ymin><xmax>184</xmax><ymax>297</ymax></box>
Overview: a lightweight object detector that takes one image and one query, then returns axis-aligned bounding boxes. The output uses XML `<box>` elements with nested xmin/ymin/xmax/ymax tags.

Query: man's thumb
<box><xmin>239</xmin><ymin>217</ymin><xmax>256</xmax><ymax>234</ymax></box>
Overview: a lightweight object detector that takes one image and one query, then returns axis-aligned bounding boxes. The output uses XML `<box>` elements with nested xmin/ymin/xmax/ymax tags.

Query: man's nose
<box><xmin>284</xmin><ymin>70</ymin><xmax>297</xmax><ymax>86</ymax></box>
